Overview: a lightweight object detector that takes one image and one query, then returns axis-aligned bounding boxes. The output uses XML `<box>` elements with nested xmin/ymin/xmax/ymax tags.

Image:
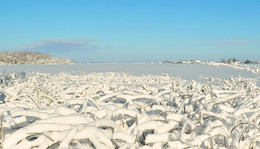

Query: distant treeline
<box><xmin>162</xmin><ymin>58</ymin><xmax>259</xmax><ymax>64</ymax></box>
<box><xmin>220</xmin><ymin>58</ymin><xmax>259</xmax><ymax>64</ymax></box>
<box><xmin>0</xmin><ymin>51</ymin><xmax>72</xmax><ymax>65</ymax></box>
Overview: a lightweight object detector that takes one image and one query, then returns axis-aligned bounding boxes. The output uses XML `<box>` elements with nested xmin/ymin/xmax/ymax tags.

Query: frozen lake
<box><xmin>0</xmin><ymin>63</ymin><xmax>258</xmax><ymax>81</ymax></box>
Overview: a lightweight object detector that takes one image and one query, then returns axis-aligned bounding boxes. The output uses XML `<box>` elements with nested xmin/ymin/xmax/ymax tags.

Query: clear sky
<box><xmin>1</xmin><ymin>0</ymin><xmax>260</xmax><ymax>62</ymax></box>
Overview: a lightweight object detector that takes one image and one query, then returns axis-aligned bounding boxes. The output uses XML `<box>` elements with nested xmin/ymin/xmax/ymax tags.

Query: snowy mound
<box><xmin>0</xmin><ymin>52</ymin><xmax>72</xmax><ymax>65</ymax></box>
<box><xmin>0</xmin><ymin>72</ymin><xmax>260</xmax><ymax>148</ymax></box>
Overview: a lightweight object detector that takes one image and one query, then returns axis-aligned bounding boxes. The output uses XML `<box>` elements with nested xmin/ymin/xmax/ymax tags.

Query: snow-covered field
<box><xmin>0</xmin><ymin>63</ymin><xmax>259</xmax><ymax>80</ymax></box>
<box><xmin>0</xmin><ymin>64</ymin><xmax>260</xmax><ymax>149</ymax></box>
<box><xmin>207</xmin><ymin>63</ymin><xmax>260</xmax><ymax>75</ymax></box>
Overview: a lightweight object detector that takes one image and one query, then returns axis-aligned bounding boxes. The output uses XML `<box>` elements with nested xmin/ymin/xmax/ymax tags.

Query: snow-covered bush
<box><xmin>0</xmin><ymin>72</ymin><xmax>260</xmax><ymax>148</ymax></box>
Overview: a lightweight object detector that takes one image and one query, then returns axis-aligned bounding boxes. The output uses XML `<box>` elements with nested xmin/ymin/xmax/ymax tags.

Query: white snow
<box><xmin>0</xmin><ymin>64</ymin><xmax>260</xmax><ymax>148</ymax></box>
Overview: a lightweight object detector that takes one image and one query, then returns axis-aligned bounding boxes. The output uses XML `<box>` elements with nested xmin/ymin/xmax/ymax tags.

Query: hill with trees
<box><xmin>0</xmin><ymin>51</ymin><xmax>72</xmax><ymax>65</ymax></box>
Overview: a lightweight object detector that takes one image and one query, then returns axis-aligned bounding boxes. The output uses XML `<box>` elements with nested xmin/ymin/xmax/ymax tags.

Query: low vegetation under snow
<box><xmin>0</xmin><ymin>72</ymin><xmax>260</xmax><ymax>148</ymax></box>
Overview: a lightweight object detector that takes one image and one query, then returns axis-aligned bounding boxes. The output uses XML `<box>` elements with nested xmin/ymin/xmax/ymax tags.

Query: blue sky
<box><xmin>0</xmin><ymin>0</ymin><xmax>260</xmax><ymax>62</ymax></box>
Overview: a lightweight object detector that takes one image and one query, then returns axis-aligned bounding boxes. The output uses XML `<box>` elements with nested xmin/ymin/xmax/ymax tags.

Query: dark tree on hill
<box><xmin>244</xmin><ymin>60</ymin><xmax>253</xmax><ymax>64</ymax></box>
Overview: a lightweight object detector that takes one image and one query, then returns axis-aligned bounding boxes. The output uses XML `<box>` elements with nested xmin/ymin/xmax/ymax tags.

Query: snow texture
<box><xmin>0</xmin><ymin>70</ymin><xmax>260</xmax><ymax>148</ymax></box>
